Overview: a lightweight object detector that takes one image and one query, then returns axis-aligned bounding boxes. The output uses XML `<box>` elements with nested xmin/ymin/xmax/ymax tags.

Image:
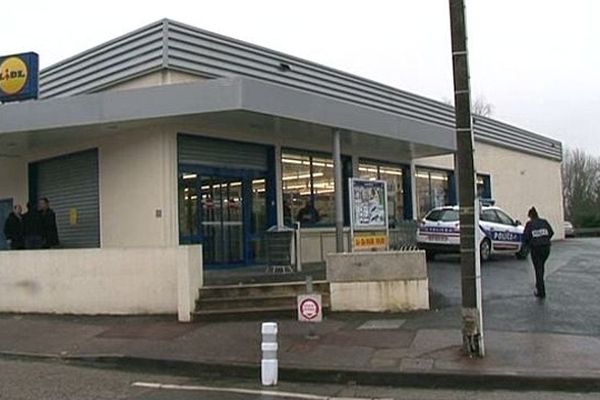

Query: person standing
<box><xmin>523</xmin><ymin>207</ymin><xmax>554</xmax><ymax>299</ymax></box>
<box><xmin>39</xmin><ymin>197</ymin><xmax>60</xmax><ymax>249</ymax></box>
<box><xmin>23</xmin><ymin>202</ymin><xmax>43</xmax><ymax>249</ymax></box>
<box><xmin>3</xmin><ymin>204</ymin><xmax>25</xmax><ymax>250</ymax></box>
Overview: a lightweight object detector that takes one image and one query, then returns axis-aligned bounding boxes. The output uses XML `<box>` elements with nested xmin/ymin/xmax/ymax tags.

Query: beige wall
<box><xmin>0</xmin><ymin>128</ymin><xmax>178</xmax><ymax>248</ymax></box>
<box><xmin>0</xmin><ymin>245</ymin><xmax>201</xmax><ymax>315</ymax></box>
<box><xmin>100</xmin><ymin>129</ymin><xmax>178</xmax><ymax>247</ymax></box>
<box><xmin>104</xmin><ymin>70</ymin><xmax>204</xmax><ymax>92</ymax></box>
<box><xmin>0</xmin><ymin>157</ymin><xmax>27</xmax><ymax>207</ymax></box>
<box><xmin>474</xmin><ymin>142</ymin><xmax>564</xmax><ymax>239</ymax></box>
<box><xmin>415</xmin><ymin>142</ymin><xmax>564</xmax><ymax>239</ymax></box>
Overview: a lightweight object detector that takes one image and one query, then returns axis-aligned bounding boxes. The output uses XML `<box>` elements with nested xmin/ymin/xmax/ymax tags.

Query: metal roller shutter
<box><xmin>178</xmin><ymin>134</ymin><xmax>268</xmax><ymax>171</ymax></box>
<box><xmin>33</xmin><ymin>149</ymin><xmax>100</xmax><ymax>248</ymax></box>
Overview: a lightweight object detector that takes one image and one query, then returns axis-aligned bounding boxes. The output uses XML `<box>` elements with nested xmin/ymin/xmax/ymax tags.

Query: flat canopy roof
<box><xmin>0</xmin><ymin>76</ymin><xmax>455</xmax><ymax>158</ymax></box>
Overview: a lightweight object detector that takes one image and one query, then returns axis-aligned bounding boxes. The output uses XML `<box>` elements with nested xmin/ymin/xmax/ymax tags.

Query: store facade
<box><xmin>0</xmin><ymin>20</ymin><xmax>563</xmax><ymax>314</ymax></box>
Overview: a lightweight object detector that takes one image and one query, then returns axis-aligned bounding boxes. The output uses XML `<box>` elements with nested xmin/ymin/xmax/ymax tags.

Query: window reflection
<box><xmin>416</xmin><ymin>168</ymin><xmax>450</xmax><ymax>218</ymax></box>
<box><xmin>282</xmin><ymin>152</ymin><xmax>335</xmax><ymax>226</ymax></box>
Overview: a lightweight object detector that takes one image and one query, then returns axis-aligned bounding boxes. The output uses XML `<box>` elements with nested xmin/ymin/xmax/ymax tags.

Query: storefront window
<box><xmin>477</xmin><ymin>174</ymin><xmax>491</xmax><ymax>199</ymax></box>
<box><xmin>416</xmin><ymin>168</ymin><xmax>450</xmax><ymax>218</ymax></box>
<box><xmin>282</xmin><ymin>151</ymin><xmax>335</xmax><ymax>226</ymax></box>
<box><xmin>358</xmin><ymin>162</ymin><xmax>405</xmax><ymax>227</ymax></box>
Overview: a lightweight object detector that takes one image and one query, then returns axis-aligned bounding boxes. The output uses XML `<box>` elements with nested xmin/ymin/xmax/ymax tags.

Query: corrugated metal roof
<box><xmin>38</xmin><ymin>19</ymin><xmax>562</xmax><ymax>161</ymax></box>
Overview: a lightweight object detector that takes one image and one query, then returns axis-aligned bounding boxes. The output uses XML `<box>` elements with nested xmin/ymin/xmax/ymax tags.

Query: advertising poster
<box><xmin>351</xmin><ymin>179</ymin><xmax>387</xmax><ymax>230</ymax></box>
<box><xmin>349</xmin><ymin>179</ymin><xmax>389</xmax><ymax>251</ymax></box>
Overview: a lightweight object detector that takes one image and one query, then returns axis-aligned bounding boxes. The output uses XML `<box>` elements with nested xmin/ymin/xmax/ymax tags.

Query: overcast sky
<box><xmin>3</xmin><ymin>0</ymin><xmax>598</xmax><ymax>153</ymax></box>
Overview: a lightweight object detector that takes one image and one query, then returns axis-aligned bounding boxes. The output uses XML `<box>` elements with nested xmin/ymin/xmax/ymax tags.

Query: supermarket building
<box><xmin>0</xmin><ymin>19</ymin><xmax>563</xmax><ymax>317</ymax></box>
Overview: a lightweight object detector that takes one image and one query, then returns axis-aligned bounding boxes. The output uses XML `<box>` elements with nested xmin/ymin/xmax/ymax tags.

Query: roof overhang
<box><xmin>0</xmin><ymin>77</ymin><xmax>455</xmax><ymax>158</ymax></box>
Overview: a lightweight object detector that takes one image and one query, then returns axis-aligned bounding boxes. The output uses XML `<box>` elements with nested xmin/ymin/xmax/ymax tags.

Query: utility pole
<box><xmin>448</xmin><ymin>0</ymin><xmax>485</xmax><ymax>357</ymax></box>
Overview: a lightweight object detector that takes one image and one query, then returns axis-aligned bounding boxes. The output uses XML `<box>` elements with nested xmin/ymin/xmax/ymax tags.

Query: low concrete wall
<box><xmin>0</xmin><ymin>246</ymin><xmax>202</xmax><ymax>317</ymax></box>
<box><xmin>326</xmin><ymin>251</ymin><xmax>429</xmax><ymax>312</ymax></box>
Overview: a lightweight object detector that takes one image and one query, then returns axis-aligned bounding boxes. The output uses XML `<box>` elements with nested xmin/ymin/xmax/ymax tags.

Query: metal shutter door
<box><xmin>178</xmin><ymin>135</ymin><xmax>267</xmax><ymax>171</ymax></box>
<box><xmin>34</xmin><ymin>149</ymin><xmax>100</xmax><ymax>248</ymax></box>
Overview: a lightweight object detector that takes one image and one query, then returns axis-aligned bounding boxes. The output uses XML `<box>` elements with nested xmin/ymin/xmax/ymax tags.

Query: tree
<box><xmin>562</xmin><ymin>148</ymin><xmax>600</xmax><ymax>227</ymax></box>
<box><xmin>441</xmin><ymin>95</ymin><xmax>494</xmax><ymax>117</ymax></box>
<box><xmin>472</xmin><ymin>96</ymin><xmax>494</xmax><ymax>117</ymax></box>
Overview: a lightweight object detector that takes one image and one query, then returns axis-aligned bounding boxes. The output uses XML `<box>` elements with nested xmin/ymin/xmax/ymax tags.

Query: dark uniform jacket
<box><xmin>3</xmin><ymin>213</ymin><xmax>24</xmax><ymax>246</ymax></box>
<box><xmin>40</xmin><ymin>209</ymin><xmax>59</xmax><ymax>248</ymax></box>
<box><xmin>23</xmin><ymin>210</ymin><xmax>43</xmax><ymax>238</ymax></box>
<box><xmin>523</xmin><ymin>218</ymin><xmax>554</xmax><ymax>248</ymax></box>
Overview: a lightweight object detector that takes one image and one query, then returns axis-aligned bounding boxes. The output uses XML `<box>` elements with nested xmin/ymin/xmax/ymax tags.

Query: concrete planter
<box><xmin>326</xmin><ymin>251</ymin><xmax>429</xmax><ymax>312</ymax></box>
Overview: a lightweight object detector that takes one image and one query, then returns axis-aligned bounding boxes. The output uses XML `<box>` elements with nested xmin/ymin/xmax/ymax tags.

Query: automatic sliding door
<box><xmin>200</xmin><ymin>177</ymin><xmax>244</xmax><ymax>265</ymax></box>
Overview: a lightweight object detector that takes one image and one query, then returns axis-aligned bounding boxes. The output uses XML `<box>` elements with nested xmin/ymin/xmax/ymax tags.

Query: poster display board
<box><xmin>349</xmin><ymin>178</ymin><xmax>389</xmax><ymax>251</ymax></box>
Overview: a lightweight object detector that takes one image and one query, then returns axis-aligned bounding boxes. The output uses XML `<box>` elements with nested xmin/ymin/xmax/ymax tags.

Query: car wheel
<box><xmin>480</xmin><ymin>239</ymin><xmax>491</xmax><ymax>262</ymax></box>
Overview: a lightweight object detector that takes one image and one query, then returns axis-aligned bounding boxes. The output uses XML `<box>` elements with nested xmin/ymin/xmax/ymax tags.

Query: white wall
<box><xmin>475</xmin><ymin>142</ymin><xmax>564</xmax><ymax>239</ymax></box>
<box><xmin>0</xmin><ymin>157</ymin><xmax>27</xmax><ymax>206</ymax></box>
<box><xmin>104</xmin><ymin>70</ymin><xmax>204</xmax><ymax>92</ymax></box>
<box><xmin>100</xmin><ymin>129</ymin><xmax>178</xmax><ymax>247</ymax></box>
<box><xmin>0</xmin><ymin>246</ymin><xmax>201</xmax><ymax>315</ymax></box>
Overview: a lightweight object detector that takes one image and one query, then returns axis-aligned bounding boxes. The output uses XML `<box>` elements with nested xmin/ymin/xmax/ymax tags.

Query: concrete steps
<box><xmin>194</xmin><ymin>281</ymin><xmax>330</xmax><ymax>319</ymax></box>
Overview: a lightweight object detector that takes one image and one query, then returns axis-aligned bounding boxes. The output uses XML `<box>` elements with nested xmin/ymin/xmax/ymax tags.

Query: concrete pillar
<box><xmin>333</xmin><ymin>129</ymin><xmax>344</xmax><ymax>253</ymax></box>
<box><xmin>410</xmin><ymin>161</ymin><xmax>419</xmax><ymax>220</ymax></box>
<box><xmin>352</xmin><ymin>154</ymin><xmax>360</xmax><ymax>178</ymax></box>
<box><xmin>274</xmin><ymin>144</ymin><xmax>284</xmax><ymax>227</ymax></box>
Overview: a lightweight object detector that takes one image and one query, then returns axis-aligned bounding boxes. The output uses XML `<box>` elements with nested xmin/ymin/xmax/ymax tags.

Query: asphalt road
<box><xmin>416</xmin><ymin>237</ymin><xmax>600</xmax><ymax>336</ymax></box>
<box><xmin>0</xmin><ymin>359</ymin><xmax>597</xmax><ymax>400</ymax></box>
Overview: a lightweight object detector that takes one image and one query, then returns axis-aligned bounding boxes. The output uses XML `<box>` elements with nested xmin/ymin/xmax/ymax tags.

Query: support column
<box><xmin>453</xmin><ymin>153</ymin><xmax>460</xmax><ymax>204</ymax></box>
<box><xmin>274</xmin><ymin>144</ymin><xmax>284</xmax><ymax>227</ymax></box>
<box><xmin>333</xmin><ymin>129</ymin><xmax>344</xmax><ymax>253</ymax></box>
<box><xmin>410</xmin><ymin>161</ymin><xmax>419</xmax><ymax>220</ymax></box>
<box><xmin>352</xmin><ymin>155</ymin><xmax>360</xmax><ymax>178</ymax></box>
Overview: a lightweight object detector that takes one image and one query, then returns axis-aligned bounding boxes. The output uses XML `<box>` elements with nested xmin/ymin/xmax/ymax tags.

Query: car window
<box><xmin>480</xmin><ymin>209</ymin><xmax>501</xmax><ymax>223</ymax></box>
<box><xmin>425</xmin><ymin>209</ymin><xmax>458</xmax><ymax>222</ymax></box>
<box><xmin>495</xmin><ymin>210</ymin><xmax>515</xmax><ymax>226</ymax></box>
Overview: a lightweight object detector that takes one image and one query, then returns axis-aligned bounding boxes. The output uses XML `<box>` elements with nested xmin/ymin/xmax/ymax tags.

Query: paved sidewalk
<box><xmin>0</xmin><ymin>313</ymin><xmax>599</xmax><ymax>391</ymax></box>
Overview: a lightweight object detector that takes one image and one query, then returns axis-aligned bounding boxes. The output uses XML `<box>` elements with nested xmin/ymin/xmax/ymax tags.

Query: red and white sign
<box><xmin>297</xmin><ymin>294</ymin><xmax>322</xmax><ymax>322</ymax></box>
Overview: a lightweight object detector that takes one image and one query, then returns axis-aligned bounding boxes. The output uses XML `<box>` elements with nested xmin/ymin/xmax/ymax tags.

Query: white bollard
<box><xmin>261</xmin><ymin>322</ymin><xmax>278</xmax><ymax>386</ymax></box>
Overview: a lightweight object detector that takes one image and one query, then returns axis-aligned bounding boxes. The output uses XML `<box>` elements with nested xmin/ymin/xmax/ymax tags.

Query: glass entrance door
<box><xmin>200</xmin><ymin>176</ymin><xmax>244</xmax><ymax>265</ymax></box>
<box><xmin>179</xmin><ymin>168</ymin><xmax>268</xmax><ymax>267</ymax></box>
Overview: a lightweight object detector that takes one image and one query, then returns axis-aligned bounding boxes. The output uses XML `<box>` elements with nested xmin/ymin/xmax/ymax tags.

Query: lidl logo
<box><xmin>0</xmin><ymin>57</ymin><xmax>28</xmax><ymax>95</ymax></box>
<box><xmin>0</xmin><ymin>52</ymin><xmax>38</xmax><ymax>102</ymax></box>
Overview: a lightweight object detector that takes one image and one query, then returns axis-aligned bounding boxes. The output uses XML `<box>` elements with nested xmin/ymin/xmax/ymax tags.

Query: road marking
<box><xmin>132</xmin><ymin>382</ymin><xmax>393</xmax><ymax>400</ymax></box>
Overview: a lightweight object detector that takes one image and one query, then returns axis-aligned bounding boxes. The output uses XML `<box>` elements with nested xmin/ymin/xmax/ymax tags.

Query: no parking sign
<box><xmin>297</xmin><ymin>294</ymin><xmax>322</xmax><ymax>322</ymax></box>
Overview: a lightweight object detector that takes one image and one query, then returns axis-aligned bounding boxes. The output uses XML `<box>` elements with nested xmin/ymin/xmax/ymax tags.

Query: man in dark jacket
<box><xmin>523</xmin><ymin>207</ymin><xmax>554</xmax><ymax>298</ymax></box>
<box><xmin>39</xmin><ymin>197</ymin><xmax>59</xmax><ymax>248</ymax></box>
<box><xmin>3</xmin><ymin>204</ymin><xmax>24</xmax><ymax>250</ymax></box>
<box><xmin>23</xmin><ymin>202</ymin><xmax>43</xmax><ymax>249</ymax></box>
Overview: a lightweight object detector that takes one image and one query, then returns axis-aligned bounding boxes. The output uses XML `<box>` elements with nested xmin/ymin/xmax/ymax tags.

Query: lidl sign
<box><xmin>0</xmin><ymin>52</ymin><xmax>39</xmax><ymax>102</ymax></box>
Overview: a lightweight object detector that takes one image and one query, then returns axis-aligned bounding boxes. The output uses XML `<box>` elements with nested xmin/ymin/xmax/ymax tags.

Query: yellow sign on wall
<box><xmin>353</xmin><ymin>232</ymin><xmax>388</xmax><ymax>251</ymax></box>
<box><xmin>0</xmin><ymin>57</ymin><xmax>28</xmax><ymax>95</ymax></box>
<box><xmin>69</xmin><ymin>208</ymin><xmax>79</xmax><ymax>226</ymax></box>
<box><xmin>0</xmin><ymin>52</ymin><xmax>39</xmax><ymax>102</ymax></box>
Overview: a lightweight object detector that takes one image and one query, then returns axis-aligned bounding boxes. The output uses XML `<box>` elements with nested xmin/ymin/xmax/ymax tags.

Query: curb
<box><xmin>1</xmin><ymin>351</ymin><xmax>599</xmax><ymax>393</ymax></box>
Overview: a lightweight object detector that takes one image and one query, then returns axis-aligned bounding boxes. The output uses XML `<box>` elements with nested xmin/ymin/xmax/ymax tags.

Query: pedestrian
<box><xmin>3</xmin><ymin>204</ymin><xmax>25</xmax><ymax>250</ymax></box>
<box><xmin>23</xmin><ymin>202</ymin><xmax>43</xmax><ymax>249</ymax></box>
<box><xmin>523</xmin><ymin>206</ymin><xmax>554</xmax><ymax>299</ymax></box>
<box><xmin>39</xmin><ymin>197</ymin><xmax>60</xmax><ymax>248</ymax></box>
<box><xmin>296</xmin><ymin>200</ymin><xmax>320</xmax><ymax>225</ymax></box>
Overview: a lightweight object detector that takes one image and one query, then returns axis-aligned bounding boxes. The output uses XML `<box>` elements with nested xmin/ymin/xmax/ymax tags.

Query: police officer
<box><xmin>523</xmin><ymin>207</ymin><xmax>554</xmax><ymax>298</ymax></box>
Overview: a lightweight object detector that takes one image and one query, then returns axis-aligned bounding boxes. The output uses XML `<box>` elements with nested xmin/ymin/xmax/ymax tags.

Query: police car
<box><xmin>417</xmin><ymin>204</ymin><xmax>528</xmax><ymax>262</ymax></box>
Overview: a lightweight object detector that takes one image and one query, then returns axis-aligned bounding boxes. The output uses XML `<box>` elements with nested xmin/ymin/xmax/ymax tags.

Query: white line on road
<box><xmin>131</xmin><ymin>382</ymin><xmax>393</xmax><ymax>400</ymax></box>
